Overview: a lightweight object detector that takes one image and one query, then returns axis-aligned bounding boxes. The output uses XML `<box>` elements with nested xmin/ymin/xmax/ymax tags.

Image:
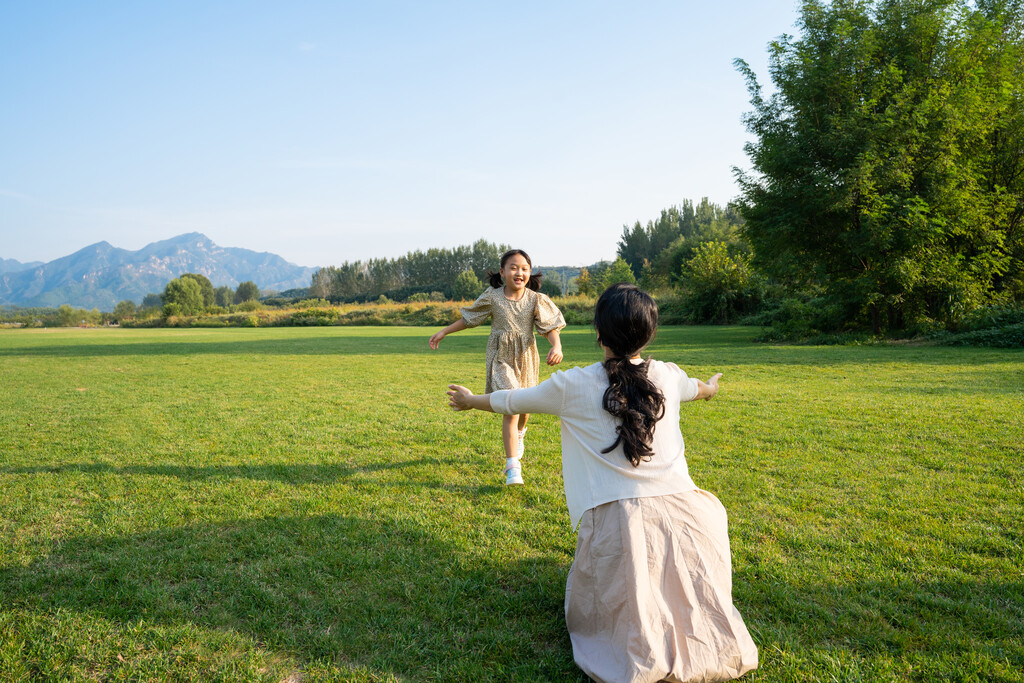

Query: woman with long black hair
<box><xmin>447</xmin><ymin>283</ymin><xmax>757</xmax><ymax>683</ymax></box>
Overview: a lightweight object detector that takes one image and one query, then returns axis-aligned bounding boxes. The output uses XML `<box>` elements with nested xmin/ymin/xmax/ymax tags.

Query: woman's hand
<box><xmin>447</xmin><ymin>384</ymin><xmax>474</xmax><ymax>411</ymax></box>
<box><xmin>703</xmin><ymin>373</ymin><xmax>723</xmax><ymax>400</ymax></box>
<box><xmin>546</xmin><ymin>344</ymin><xmax>563</xmax><ymax>366</ymax></box>
<box><xmin>428</xmin><ymin>330</ymin><xmax>445</xmax><ymax>349</ymax></box>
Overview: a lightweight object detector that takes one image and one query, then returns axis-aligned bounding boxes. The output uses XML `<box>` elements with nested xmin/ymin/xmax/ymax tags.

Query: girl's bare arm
<box><xmin>544</xmin><ymin>328</ymin><xmax>563</xmax><ymax>365</ymax></box>
<box><xmin>429</xmin><ymin>319</ymin><xmax>468</xmax><ymax>349</ymax></box>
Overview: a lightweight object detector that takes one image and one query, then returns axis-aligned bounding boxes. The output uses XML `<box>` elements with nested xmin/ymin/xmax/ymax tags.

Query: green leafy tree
<box><xmin>574</xmin><ymin>267</ymin><xmax>595</xmax><ymax>297</ymax></box>
<box><xmin>235</xmin><ymin>281</ymin><xmax>260</xmax><ymax>303</ymax></box>
<box><xmin>736</xmin><ymin>0</ymin><xmax>1023</xmax><ymax>333</ymax></box>
<box><xmin>181</xmin><ymin>273</ymin><xmax>215</xmax><ymax>308</ymax></box>
<box><xmin>161</xmin><ymin>277</ymin><xmax>204</xmax><ymax>316</ymax></box>
<box><xmin>214</xmin><ymin>286</ymin><xmax>234</xmax><ymax>307</ymax></box>
<box><xmin>311</xmin><ymin>268</ymin><xmax>335</xmax><ymax>299</ymax></box>
<box><xmin>140</xmin><ymin>293</ymin><xmax>162</xmax><ymax>309</ymax></box>
<box><xmin>681</xmin><ymin>242</ymin><xmax>758</xmax><ymax>324</ymax></box>
<box><xmin>601</xmin><ymin>257</ymin><xmax>637</xmax><ymax>290</ymax></box>
<box><xmin>112</xmin><ymin>300</ymin><xmax>137</xmax><ymax>321</ymax></box>
<box><xmin>539</xmin><ymin>277</ymin><xmax>562</xmax><ymax>298</ymax></box>
<box><xmin>618</xmin><ymin>200</ymin><xmax>747</xmax><ymax>279</ymax></box>
<box><xmin>452</xmin><ymin>270</ymin><xmax>483</xmax><ymax>301</ymax></box>
<box><xmin>639</xmin><ymin>259</ymin><xmax>669</xmax><ymax>292</ymax></box>
<box><xmin>56</xmin><ymin>304</ymin><xmax>76</xmax><ymax>327</ymax></box>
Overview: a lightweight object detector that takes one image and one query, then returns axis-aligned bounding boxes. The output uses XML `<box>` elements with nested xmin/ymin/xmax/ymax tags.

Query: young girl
<box><xmin>446</xmin><ymin>283</ymin><xmax>758</xmax><ymax>683</ymax></box>
<box><xmin>429</xmin><ymin>249</ymin><xmax>565</xmax><ymax>486</ymax></box>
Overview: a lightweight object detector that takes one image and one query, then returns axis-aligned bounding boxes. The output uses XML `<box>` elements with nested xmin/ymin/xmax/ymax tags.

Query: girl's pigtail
<box><xmin>527</xmin><ymin>272</ymin><xmax>543</xmax><ymax>291</ymax></box>
<box><xmin>600</xmin><ymin>356</ymin><xmax>666</xmax><ymax>467</ymax></box>
<box><xmin>487</xmin><ymin>271</ymin><xmax>503</xmax><ymax>288</ymax></box>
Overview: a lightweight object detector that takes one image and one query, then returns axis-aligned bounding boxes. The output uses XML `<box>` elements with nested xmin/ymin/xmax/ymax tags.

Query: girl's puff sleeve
<box><xmin>460</xmin><ymin>288</ymin><xmax>492</xmax><ymax>328</ymax></box>
<box><xmin>534</xmin><ymin>293</ymin><xmax>566</xmax><ymax>335</ymax></box>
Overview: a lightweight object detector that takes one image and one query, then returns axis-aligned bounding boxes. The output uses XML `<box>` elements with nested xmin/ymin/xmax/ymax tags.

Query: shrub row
<box><xmin>125</xmin><ymin>302</ymin><xmax>466</xmax><ymax>329</ymax></box>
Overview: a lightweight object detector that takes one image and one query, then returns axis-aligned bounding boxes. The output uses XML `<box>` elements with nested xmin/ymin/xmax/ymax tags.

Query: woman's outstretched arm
<box><xmin>692</xmin><ymin>373</ymin><xmax>723</xmax><ymax>401</ymax></box>
<box><xmin>447</xmin><ymin>384</ymin><xmax>495</xmax><ymax>412</ymax></box>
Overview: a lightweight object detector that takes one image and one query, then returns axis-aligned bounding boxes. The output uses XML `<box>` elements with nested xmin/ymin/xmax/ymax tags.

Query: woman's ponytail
<box><xmin>594</xmin><ymin>283</ymin><xmax>665</xmax><ymax>467</ymax></box>
<box><xmin>601</xmin><ymin>357</ymin><xmax>665</xmax><ymax>466</ymax></box>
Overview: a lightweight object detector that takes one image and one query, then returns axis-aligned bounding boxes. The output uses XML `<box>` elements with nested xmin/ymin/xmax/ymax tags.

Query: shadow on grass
<box><xmin>0</xmin><ymin>461</ymin><xmax>522</xmax><ymax>500</ymax></box>
<box><xmin>5</xmin><ymin>511</ymin><xmax>1022</xmax><ymax>679</ymax></box>
<box><xmin>0</xmin><ymin>513</ymin><xmax>580</xmax><ymax>681</ymax></box>
<box><xmin>0</xmin><ymin>336</ymin><xmax>440</xmax><ymax>358</ymax></box>
<box><xmin>0</xmin><ymin>460</ymin><xmax>434</xmax><ymax>484</ymax></box>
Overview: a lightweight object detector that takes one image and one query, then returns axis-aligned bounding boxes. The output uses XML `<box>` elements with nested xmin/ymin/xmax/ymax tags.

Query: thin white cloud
<box><xmin>297</xmin><ymin>42</ymin><xmax>317</xmax><ymax>52</ymax></box>
<box><xmin>0</xmin><ymin>188</ymin><xmax>33</xmax><ymax>201</ymax></box>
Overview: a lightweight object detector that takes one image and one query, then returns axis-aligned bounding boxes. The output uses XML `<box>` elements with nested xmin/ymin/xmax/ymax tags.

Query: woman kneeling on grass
<box><xmin>447</xmin><ymin>283</ymin><xmax>758</xmax><ymax>683</ymax></box>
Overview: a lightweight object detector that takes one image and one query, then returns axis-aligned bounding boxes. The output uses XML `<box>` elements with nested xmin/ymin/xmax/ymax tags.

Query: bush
<box><xmin>406</xmin><ymin>293</ymin><xmax>430</xmax><ymax>303</ymax></box>
<box><xmin>290</xmin><ymin>308</ymin><xmax>341</xmax><ymax>326</ymax></box>
<box><xmin>951</xmin><ymin>306</ymin><xmax>1024</xmax><ymax>333</ymax></box>
<box><xmin>553</xmin><ymin>296</ymin><xmax>596</xmax><ymax>326</ymax></box>
<box><xmin>935</xmin><ymin>322</ymin><xmax>1024</xmax><ymax>348</ymax></box>
<box><xmin>233</xmin><ymin>300</ymin><xmax>262</xmax><ymax>312</ymax></box>
<box><xmin>293</xmin><ymin>298</ymin><xmax>330</xmax><ymax>309</ymax></box>
<box><xmin>677</xmin><ymin>242</ymin><xmax>761</xmax><ymax>324</ymax></box>
<box><xmin>226</xmin><ymin>314</ymin><xmax>260</xmax><ymax>327</ymax></box>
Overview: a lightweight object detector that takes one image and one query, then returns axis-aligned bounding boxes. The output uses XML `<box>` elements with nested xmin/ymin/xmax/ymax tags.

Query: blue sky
<box><xmin>1</xmin><ymin>1</ymin><xmax>800</xmax><ymax>268</ymax></box>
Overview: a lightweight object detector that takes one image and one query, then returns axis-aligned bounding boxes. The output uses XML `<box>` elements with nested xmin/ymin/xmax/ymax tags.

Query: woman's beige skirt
<box><xmin>565</xmin><ymin>490</ymin><xmax>758</xmax><ymax>683</ymax></box>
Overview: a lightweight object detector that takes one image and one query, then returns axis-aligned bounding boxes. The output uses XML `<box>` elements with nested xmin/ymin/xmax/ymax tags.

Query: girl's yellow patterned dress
<box><xmin>460</xmin><ymin>287</ymin><xmax>566</xmax><ymax>393</ymax></box>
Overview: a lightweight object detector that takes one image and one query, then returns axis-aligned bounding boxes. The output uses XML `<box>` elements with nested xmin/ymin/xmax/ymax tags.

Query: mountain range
<box><xmin>0</xmin><ymin>257</ymin><xmax>45</xmax><ymax>274</ymax></box>
<box><xmin>0</xmin><ymin>233</ymin><xmax>318</xmax><ymax>311</ymax></box>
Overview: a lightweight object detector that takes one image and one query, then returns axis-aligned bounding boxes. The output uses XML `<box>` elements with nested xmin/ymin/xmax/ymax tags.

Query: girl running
<box><xmin>429</xmin><ymin>249</ymin><xmax>565</xmax><ymax>486</ymax></box>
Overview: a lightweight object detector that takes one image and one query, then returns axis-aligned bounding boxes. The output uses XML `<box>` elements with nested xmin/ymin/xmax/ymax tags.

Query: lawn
<box><xmin>0</xmin><ymin>326</ymin><xmax>1021</xmax><ymax>682</ymax></box>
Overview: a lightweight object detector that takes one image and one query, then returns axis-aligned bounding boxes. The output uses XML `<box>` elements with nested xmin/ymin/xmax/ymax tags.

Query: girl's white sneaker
<box><xmin>505</xmin><ymin>464</ymin><xmax>524</xmax><ymax>486</ymax></box>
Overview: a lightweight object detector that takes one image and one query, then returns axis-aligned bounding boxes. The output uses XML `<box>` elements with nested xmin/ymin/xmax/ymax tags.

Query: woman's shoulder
<box><xmin>646</xmin><ymin>358</ymin><xmax>688</xmax><ymax>380</ymax></box>
<box><xmin>551</xmin><ymin>361</ymin><xmax>606</xmax><ymax>386</ymax></box>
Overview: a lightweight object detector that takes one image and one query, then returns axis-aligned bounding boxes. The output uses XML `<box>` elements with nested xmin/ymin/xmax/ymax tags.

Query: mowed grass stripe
<box><xmin>0</xmin><ymin>326</ymin><xmax>1021</xmax><ymax>682</ymax></box>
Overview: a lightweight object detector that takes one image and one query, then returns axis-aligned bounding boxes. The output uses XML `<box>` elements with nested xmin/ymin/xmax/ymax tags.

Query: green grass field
<box><xmin>1</xmin><ymin>326</ymin><xmax>1021</xmax><ymax>682</ymax></box>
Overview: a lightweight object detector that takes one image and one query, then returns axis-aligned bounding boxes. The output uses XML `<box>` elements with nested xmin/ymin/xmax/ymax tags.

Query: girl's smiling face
<box><xmin>501</xmin><ymin>253</ymin><xmax>531</xmax><ymax>294</ymax></box>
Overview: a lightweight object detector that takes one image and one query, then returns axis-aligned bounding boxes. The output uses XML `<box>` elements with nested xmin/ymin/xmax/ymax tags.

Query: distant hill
<box><xmin>0</xmin><ymin>257</ymin><xmax>44</xmax><ymax>274</ymax></box>
<box><xmin>0</xmin><ymin>233</ymin><xmax>318</xmax><ymax>311</ymax></box>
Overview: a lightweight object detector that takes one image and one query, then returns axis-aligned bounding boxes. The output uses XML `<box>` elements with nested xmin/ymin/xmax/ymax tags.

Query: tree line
<box><xmin>108</xmin><ymin>276</ymin><xmax>263</xmax><ymax>322</ymax></box>
<box><xmin>309</xmin><ymin>239</ymin><xmax>566</xmax><ymax>302</ymax></box>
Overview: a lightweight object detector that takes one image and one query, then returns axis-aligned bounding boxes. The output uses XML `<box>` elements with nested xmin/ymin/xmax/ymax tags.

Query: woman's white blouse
<box><xmin>489</xmin><ymin>359</ymin><xmax>701</xmax><ymax>529</ymax></box>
